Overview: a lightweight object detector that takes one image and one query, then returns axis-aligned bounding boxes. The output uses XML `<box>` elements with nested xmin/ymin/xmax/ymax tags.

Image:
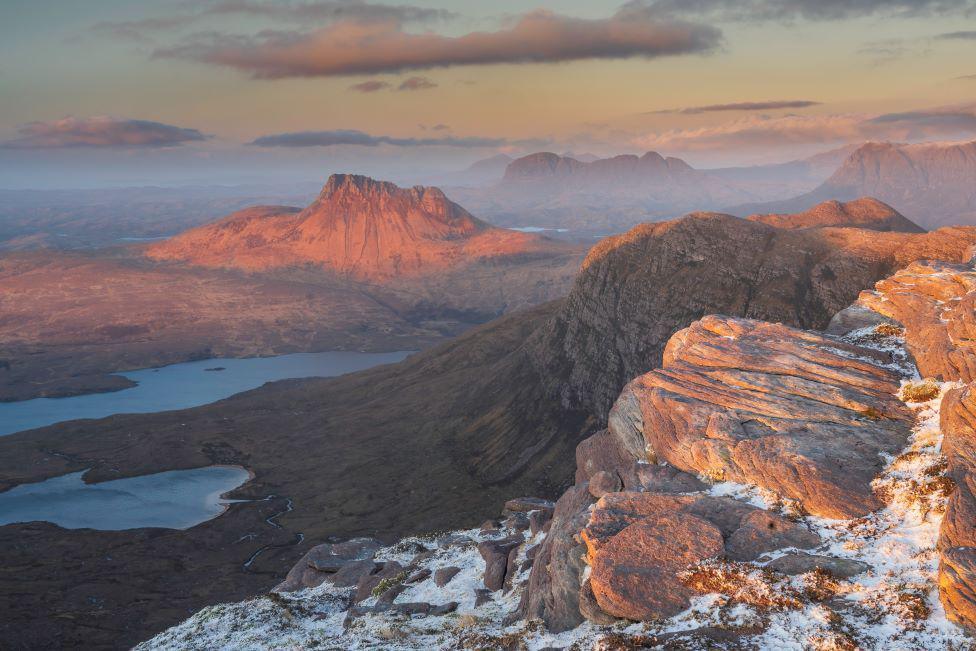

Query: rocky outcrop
<box><xmin>818</xmin><ymin>258</ymin><xmax>976</xmax><ymax>631</ymax></box>
<box><xmin>275</xmin><ymin>538</ymin><xmax>382</xmax><ymax>592</ymax></box>
<box><xmin>519</xmin><ymin>311</ymin><xmax>914</xmax><ymax>630</ymax></box>
<box><xmin>747</xmin><ymin>197</ymin><xmax>923</xmax><ymax>232</ymax></box>
<box><xmin>857</xmin><ymin>260</ymin><xmax>976</xmax><ymax>382</ymax></box>
<box><xmin>608</xmin><ymin>315</ymin><xmax>912</xmax><ymax>518</ymax></box>
<box><xmin>147</xmin><ymin>174</ymin><xmax>561</xmax><ymax>280</ymax></box>
<box><xmin>581</xmin><ymin>491</ymin><xmax>819</xmax><ymax>620</ymax></box>
<box><xmin>938</xmin><ymin>376</ymin><xmax>976</xmax><ymax>632</ymax></box>
<box><xmin>517</xmin><ymin>484</ymin><xmax>594</xmax><ymax>631</ymax></box>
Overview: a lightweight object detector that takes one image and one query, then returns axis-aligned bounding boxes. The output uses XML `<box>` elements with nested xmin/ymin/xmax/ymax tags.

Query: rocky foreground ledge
<box><xmin>139</xmin><ymin>260</ymin><xmax>976</xmax><ymax>650</ymax></box>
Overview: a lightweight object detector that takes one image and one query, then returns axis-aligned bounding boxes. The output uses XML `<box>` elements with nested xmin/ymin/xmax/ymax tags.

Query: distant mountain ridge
<box><xmin>147</xmin><ymin>174</ymin><xmax>556</xmax><ymax>280</ymax></box>
<box><xmin>448</xmin><ymin>148</ymin><xmax>848</xmax><ymax>235</ymax></box>
<box><xmin>730</xmin><ymin>140</ymin><xmax>976</xmax><ymax>229</ymax></box>
<box><xmin>747</xmin><ymin>197</ymin><xmax>923</xmax><ymax>233</ymax></box>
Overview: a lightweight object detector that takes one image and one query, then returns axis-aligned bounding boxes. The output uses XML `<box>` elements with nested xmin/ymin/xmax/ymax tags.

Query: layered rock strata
<box><xmin>841</xmin><ymin>260</ymin><xmax>976</xmax><ymax>630</ymax></box>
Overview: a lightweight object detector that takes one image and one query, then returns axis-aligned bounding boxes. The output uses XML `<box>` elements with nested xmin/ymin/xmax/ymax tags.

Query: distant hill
<box><xmin>746</xmin><ymin>197</ymin><xmax>923</xmax><ymax>233</ymax></box>
<box><xmin>448</xmin><ymin>148</ymin><xmax>849</xmax><ymax>235</ymax></box>
<box><xmin>730</xmin><ymin>141</ymin><xmax>976</xmax><ymax>229</ymax></box>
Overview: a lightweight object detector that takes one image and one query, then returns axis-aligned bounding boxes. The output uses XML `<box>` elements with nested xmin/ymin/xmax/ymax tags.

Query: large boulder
<box><xmin>517</xmin><ymin>485</ymin><xmax>595</xmax><ymax>631</ymax></box>
<box><xmin>275</xmin><ymin>538</ymin><xmax>383</xmax><ymax>592</ymax></box>
<box><xmin>580</xmin><ymin>491</ymin><xmax>817</xmax><ymax>623</ymax></box>
<box><xmin>582</xmin><ymin>491</ymin><xmax>818</xmax><ymax>564</ymax></box>
<box><xmin>589</xmin><ymin>513</ymin><xmax>725</xmax><ymax>621</ymax></box>
<box><xmin>608</xmin><ymin>315</ymin><xmax>912</xmax><ymax>518</ymax></box>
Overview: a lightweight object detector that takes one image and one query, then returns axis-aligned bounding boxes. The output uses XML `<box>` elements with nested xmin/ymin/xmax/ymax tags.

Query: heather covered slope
<box><xmin>147</xmin><ymin>174</ymin><xmax>560</xmax><ymax>280</ymax></box>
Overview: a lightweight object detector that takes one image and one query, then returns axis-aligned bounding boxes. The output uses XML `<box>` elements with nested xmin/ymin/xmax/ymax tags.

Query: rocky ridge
<box><xmin>140</xmin><ymin>258</ymin><xmax>976</xmax><ymax>649</ymax></box>
<box><xmin>746</xmin><ymin>197</ymin><xmax>924</xmax><ymax>233</ymax></box>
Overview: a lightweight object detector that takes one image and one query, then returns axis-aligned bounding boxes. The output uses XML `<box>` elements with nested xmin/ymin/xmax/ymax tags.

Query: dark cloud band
<box><xmin>1</xmin><ymin>117</ymin><xmax>207</xmax><ymax>149</ymax></box>
<box><xmin>248</xmin><ymin>129</ymin><xmax>541</xmax><ymax>148</ymax></box>
<box><xmin>656</xmin><ymin>100</ymin><xmax>821</xmax><ymax>114</ymax></box>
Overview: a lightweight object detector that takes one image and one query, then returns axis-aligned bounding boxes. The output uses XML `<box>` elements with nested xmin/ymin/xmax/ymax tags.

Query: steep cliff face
<box><xmin>147</xmin><ymin>174</ymin><xmax>554</xmax><ymax>280</ymax></box>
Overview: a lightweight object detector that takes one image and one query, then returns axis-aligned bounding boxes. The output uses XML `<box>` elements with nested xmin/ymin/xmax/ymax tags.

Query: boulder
<box><xmin>430</xmin><ymin>602</ymin><xmax>459</xmax><ymax>616</ymax></box>
<box><xmin>633</xmin><ymin>464</ymin><xmax>706</xmax><ymax>494</ymax></box>
<box><xmin>330</xmin><ymin>560</ymin><xmax>381</xmax><ymax>588</ymax></box>
<box><xmin>766</xmin><ymin>552</ymin><xmax>870</xmax><ymax>579</ymax></box>
<box><xmin>589</xmin><ymin>513</ymin><xmax>725</xmax><ymax>621</ymax></box>
<box><xmin>354</xmin><ymin>561</ymin><xmax>404</xmax><ymax>603</ymax></box>
<box><xmin>588</xmin><ymin>470</ymin><xmax>622</xmax><ymax>498</ymax></box>
<box><xmin>479</xmin><ymin>539</ymin><xmax>521</xmax><ymax>592</ymax></box>
<box><xmin>610</xmin><ymin>316</ymin><xmax>912</xmax><ymax>519</ymax></box>
<box><xmin>275</xmin><ymin>537</ymin><xmax>383</xmax><ymax>592</ymax></box>
<box><xmin>433</xmin><ymin>566</ymin><xmax>461</xmax><ymax>587</ymax></box>
<box><xmin>517</xmin><ymin>484</ymin><xmax>595</xmax><ymax>631</ymax></box>
<box><xmin>582</xmin><ymin>491</ymin><xmax>818</xmax><ymax>563</ymax></box>
<box><xmin>306</xmin><ymin>538</ymin><xmax>383</xmax><ymax>572</ymax></box>
<box><xmin>724</xmin><ymin>511</ymin><xmax>821</xmax><ymax>562</ymax></box>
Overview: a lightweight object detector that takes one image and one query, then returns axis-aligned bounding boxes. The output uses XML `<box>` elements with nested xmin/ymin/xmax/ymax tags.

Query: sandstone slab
<box><xmin>608</xmin><ymin>315</ymin><xmax>912</xmax><ymax>518</ymax></box>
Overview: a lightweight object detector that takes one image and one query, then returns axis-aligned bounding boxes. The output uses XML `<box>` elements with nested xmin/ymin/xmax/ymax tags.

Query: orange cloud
<box><xmin>155</xmin><ymin>9</ymin><xmax>722</xmax><ymax>78</ymax></box>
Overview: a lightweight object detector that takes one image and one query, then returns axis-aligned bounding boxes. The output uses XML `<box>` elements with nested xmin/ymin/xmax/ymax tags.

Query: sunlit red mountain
<box><xmin>147</xmin><ymin>174</ymin><xmax>559</xmax><ymax>281</ymax></box>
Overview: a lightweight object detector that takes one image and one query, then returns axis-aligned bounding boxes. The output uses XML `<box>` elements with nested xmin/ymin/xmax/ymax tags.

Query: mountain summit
<box><xmin>147</xmin><ymin>174</ymin><xmax>549</xmax><ymax>280</ymax></box>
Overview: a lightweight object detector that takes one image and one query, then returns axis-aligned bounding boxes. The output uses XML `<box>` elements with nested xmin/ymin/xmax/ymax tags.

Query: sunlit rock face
<box><xmin>147</xmin><ymin>174</ymin><xmax>558</xmax><ymax>280</ymax></box>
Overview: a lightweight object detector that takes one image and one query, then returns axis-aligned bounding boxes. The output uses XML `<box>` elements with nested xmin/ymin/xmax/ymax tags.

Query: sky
<box><xmin>1</xmin><ymin>0</ymin><xmax>975</xmax><ymax>188</ymax></box>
